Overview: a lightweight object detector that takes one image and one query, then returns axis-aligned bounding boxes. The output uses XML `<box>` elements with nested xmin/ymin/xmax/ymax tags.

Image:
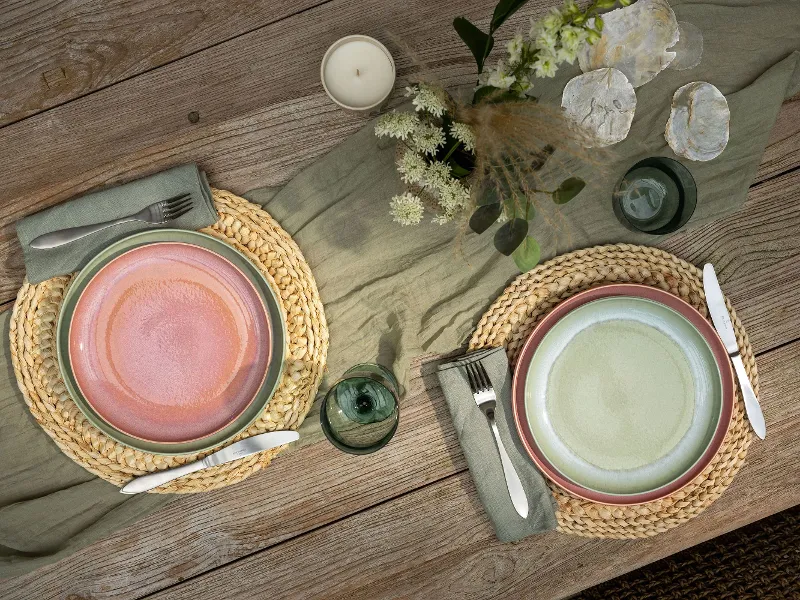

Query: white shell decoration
<box><xmin>668</xmin><ymin>21</ymin><xmax>704</xmax><ymax>71</ymax></box>
<box><xmin>665</xmin><ymin>82</ymin><xmax>730</xmax><ymax>161</ymax></box>
<box><xmin>561</xmin><ymin>68</ymin><xmax>636</xmax><ymax>147</ymax></box>
<box><xmin>578</xmin><ymin>0</ymin><xmax>679</xmax><ymax>88</ymax></box>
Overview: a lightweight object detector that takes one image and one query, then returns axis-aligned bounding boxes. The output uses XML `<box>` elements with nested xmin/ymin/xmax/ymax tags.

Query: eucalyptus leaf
<box><xmin>469</xmin><ymin>203</ymin><xmax>502</xmax><ymax>234</ymax></box>
<box><xmin>512</xmin><ymin>236</ymin><xmax>541</xmax><ymax>272</ymax></box>
<box><xmin>478</xmin><ymin>185</ymin><xmax>499</xmax><ymax>206</ymax></box>
<box><xmin>553</xmin><ymin>177</ymin><xmax>586</xmax><ymax>205</ymax></box>
<box><xmin>494</xmin><ymin>218</ymin><xmax>528</xmax><ymax>255</ymax></box>
<box><xmin>453</xmin><ymin>17</ymin><xmax>494</xmax><ymax>73</ymax></box>
<box><xmin>491</xmin><ymin>0</ymin><xmax>530</xmax><ymax>32</ymax></box>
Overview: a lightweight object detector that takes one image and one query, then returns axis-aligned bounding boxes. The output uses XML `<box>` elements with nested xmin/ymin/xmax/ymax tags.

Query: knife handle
<box><xmin>731</xmin><ymin>354</ymin><xmax>766</xmax><ymax>440</ymax></box>
<box><xmin>120</xmin><ymin>460</ymin><xmax>206</xmax><ymax>494</ymax></box>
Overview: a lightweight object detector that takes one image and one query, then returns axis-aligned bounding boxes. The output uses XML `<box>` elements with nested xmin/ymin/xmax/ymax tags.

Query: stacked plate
<box><xmin>57</xmin><ymin>230</ymin><xmax>286</xmax><ymax>455</ymax></box>
<box><xmin>512</xmin><ymin>284</ymin><xmax>734</xmax><ymax>505</ymax></box>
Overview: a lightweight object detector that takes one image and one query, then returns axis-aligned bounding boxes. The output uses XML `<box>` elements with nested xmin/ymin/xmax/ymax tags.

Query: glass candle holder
<box><xmin>613</xmin><ymin>157</ymin><xmax>697</xmax><ymax>234</ymax></box>
<box><xmin>320</xmin><ymin>363</ymin><xmax>399</xmax><ymax>454</ymax></box>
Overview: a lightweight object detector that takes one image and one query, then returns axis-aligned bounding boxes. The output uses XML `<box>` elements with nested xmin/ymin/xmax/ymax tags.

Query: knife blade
<box><xmin>703</xmin><ymin>264</ymin><xmax>766</xmax><ymax>439</ymax></box>
<box><xmin>120</xmin><ymin>430</ymin><xmax>300</xmax><ymax>494</ymax></box>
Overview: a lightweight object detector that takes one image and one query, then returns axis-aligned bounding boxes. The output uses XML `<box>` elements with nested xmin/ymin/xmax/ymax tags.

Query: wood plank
<box><xmin>757</xmin><ymin>93</ymin><xmax>800</xmax><ymax>183</ymax></box>
<box><xmin>0</xmin><ymin>0</ymin><xmax>798</xmax><ymax>307</ymax></box>
<box><xmin>6</xmin><ymin>168</ymin><xmax>800</xmax><ymax>599</ymax></box>
<box><xmin>145</xmin><ymin>338</ymin><xmax>800</xmax><ymax>600</ymax></box>
<box><xmin>0</xmin><ymin>0</ymin><xmax>328</xmax><ymax>127</ymax></box>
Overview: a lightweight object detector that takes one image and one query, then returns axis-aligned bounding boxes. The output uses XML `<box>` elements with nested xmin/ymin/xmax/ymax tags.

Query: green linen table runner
<box><xmin>2</xmin><ymin>0</ymin><xmax>799</xmax><ymax>579</ymax></box>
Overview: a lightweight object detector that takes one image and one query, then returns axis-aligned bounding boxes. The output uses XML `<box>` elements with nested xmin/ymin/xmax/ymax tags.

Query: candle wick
<box><xmin>356</xmin><ymin>68</ymin><xmax>360</xmax><ymax>76</ymax></box>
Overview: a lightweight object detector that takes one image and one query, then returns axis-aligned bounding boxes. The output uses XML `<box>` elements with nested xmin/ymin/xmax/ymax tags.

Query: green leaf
<box><xmin>478</xmin><ymin>185</ymin><xmax>500</xmax><ymax>206</ymax></box>
<box><xmin>494</xmin><ymin>218</ymin><xmax>528</xmax><ymax>255</ymax></box>
<box><xmin>512</xmin><ymin>236</ymin><xmax>541</xmax><ymax>272</ymax></box>
<box><xmin>490</xmin><ymin>0</ymin><xmax>530</xmax><ymax>32</ymax></box>
<box><xmin>450</xmin><ymin>162</ymin><xmax>471</xmax><ymax>178</ymax></box>
<box><xmin>469</xmin><ymin>203</ymin><xmax>503</xmax><ymax>234</ymax></box>
<box><xmin>453</xmin><ymin>17</ymin><xmax>494</xmax><ymax>73</ymax></box>
<box><xmin>553</xmin><ymin>177</ymin><xmax>586</xmax><ymax>204</ymax></box>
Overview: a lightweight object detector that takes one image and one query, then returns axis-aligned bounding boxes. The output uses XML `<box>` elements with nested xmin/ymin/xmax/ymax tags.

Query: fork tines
<box><xmin>161</xmin><ymin>193</ymin><xmax>193</xmax><ymax>221</ymax></box>
<box><xmin>465</xmin><ymin>360</ymin><xmax>492</xmax><ymax>394</ymax></box>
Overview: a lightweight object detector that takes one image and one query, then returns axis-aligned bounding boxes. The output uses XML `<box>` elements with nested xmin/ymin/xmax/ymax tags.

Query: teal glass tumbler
<box><xmin>320</xmin><ymin>363</ymin><xmax>400</xmax><ymax>454</ymax></box>
<box><xmin>613</xmin><ymin>157</ymin><xmax>697</xmax><ymax>234</ymax></box>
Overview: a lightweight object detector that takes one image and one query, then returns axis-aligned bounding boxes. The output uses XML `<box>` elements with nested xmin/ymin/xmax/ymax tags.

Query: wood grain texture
<box><xmin>0</xmin><ymin>0</ymin><xmax>328</xmax><ymax>127</ymax></box>
<box><xmin>145</xmin><ymin>339</ymin><xmax>800</xmax><ymax>600</ymax></box>
<box><xmin>0</xmin><ymin>0</ymin><xmax>547</xmax><ymax>305</ymax></box>
<box><xmin>4</xmin><ymin>167</ymin><xmax>800</xmax><ymax>599</ymax></box>
<box><xmin>2</xmin><ymin>0</ymin><xmax>797</xmax><ymax>307</ymax></box>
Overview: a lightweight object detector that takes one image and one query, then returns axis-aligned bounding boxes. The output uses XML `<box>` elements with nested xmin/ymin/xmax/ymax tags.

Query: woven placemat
<box><xmin>468</xmin><ymin>243</ymin><xmax>756</xmax><ymax>539</ymax></box>
<box><xmin>9</xmin><ymin>189</ymin><xmax>328</xmax><ymax>493</ymax></box>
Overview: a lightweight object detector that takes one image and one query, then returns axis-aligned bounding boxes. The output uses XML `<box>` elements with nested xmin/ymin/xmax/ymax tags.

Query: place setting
<box><xmin>12</xmin><ymin>168</ymin><xmax>328</xmax><ymax>492</ymax></box>
<box><xmin>5</xmin><ymin>0</ymin><xmax>795</xmax><ymax>582</ymax></box>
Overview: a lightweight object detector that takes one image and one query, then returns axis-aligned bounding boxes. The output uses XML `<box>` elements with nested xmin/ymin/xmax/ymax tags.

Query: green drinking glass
<box><xmin>613</xmin><ymin>157</ymin><xmax>697</xmax><ymax>234</ymax></box>
<box><xmin>320</xmin><ymin>363</ymin><xmax>400</xmax><ymax>454</ymax></box>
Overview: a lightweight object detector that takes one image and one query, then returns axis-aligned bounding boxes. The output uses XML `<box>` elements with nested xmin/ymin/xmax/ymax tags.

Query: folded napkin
<box><xmin>437</xmin><ymin>348</ymin><xmax>557</xmax><ymax>541</ymax></box>
<box><xmin>16</xmin><ymin>164</ymin><xmax>218</xmax><ymax>284</ymax></box>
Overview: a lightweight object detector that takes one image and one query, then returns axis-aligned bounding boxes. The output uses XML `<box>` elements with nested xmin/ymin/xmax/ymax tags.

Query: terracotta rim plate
<box><xmin>57</xmin><ymin>229</ymin><xmax>286</xmax><ymax>455</ymax></box>
<box><xmin>512</xmin><ymin>284</ymin><xmax>734</xmax><ymax>505</ymax></box>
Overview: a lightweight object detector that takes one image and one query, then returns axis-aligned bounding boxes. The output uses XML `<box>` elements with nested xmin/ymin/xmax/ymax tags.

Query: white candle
<box><xmin>321</xmin><ymin>35</ymin><xmax>396</xmax><ymax>110</ymax></box>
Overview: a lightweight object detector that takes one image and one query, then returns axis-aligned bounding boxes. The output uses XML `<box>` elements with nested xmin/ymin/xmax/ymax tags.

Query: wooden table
<box><xmin>2</xmin><ymin>1</ymin><xmax>799</xmax><ymax>598</ymax></box>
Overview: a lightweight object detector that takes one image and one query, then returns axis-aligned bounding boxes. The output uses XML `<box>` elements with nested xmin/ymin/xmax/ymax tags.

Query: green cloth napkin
<box><xmin>437</xmin><ymin>348</ymin><xmax>558</xmax><ymax>540</ymax></box>
<box><xmin>16</xmin><ymin>163</ymin><xmax>217</xmax><ymax>284</ymax></box>
<box><xmin>3</xmin><ymin>0</ymin><xmax>800</xmax><ymax>581</ymax></box>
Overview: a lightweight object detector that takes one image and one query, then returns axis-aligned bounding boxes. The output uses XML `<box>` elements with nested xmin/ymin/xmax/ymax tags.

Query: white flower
<box><xmin>424</xmin><ymin>161</ymin><xmax>453</xmax><ymax>191</ymax></box>
<box><xmin>431</xmin><ymin>214</ymin><xmax>452</xmax><ymax>225</ymax></box>
<box><xmin>396</xmin><ymin>151</ymin><xmax>427</xmax><ymax>185</ymax></box>
<box><xmin>409</xmin><ymin>83</ymin><xmax>447</xmax><ymax>118</ymax></box>
<box><xmin>404</xmin><ymin>85</ymin><xmax>419</xmax><ymax>97</ymax></box>
<box><xmin>486</xmin><ymin>61</ymin><xmax>516</xmax><ymax>89</ymax></box>
<box><xmin>533</xmin><ymin>28</ymin><xmax>558</xmax><ymax>52</ymax></box>
<box><xmin>541</xmin><ymin>7</ymin><xmax>564</xmax><ymax>33</ymax></box>
<box><xmin>389</xmin><ymin>193</ymin><xmax>424</xmax><ymax>225</ymax></box>
<box><xmin>411</xmin><ymin>123</ymin><xmax>446</xmax><ymax>156</ymax></box>
<box><xmin>449</xmin><ymin>122</ymin><xmax>476</xmax><ymax>153</ymax></box>
<box><xmin>506</xmin><ymin>33</ymin><xmax>525</xmax><ymax>66</ymax></box>
<box><xmin>556</xmin><ymin>45</ymin><xmax>578</xmax><ymax>65</ymax></box>
<box><xmin>533</xmin><ymin>51</ymin><xmax>559</xmax><ymax>78</ymax></box>
<box><xmin>559</xmin><ymin>24</ymin><xmax>588</xmax><ymax>53</ymax></box>
<box><xmin>437</xmin><ymin>179</ymin><xmax>471</xmax><ymax>213</ymax></box>
<box><xmin>374</xmin><ymin>111</ymin><xmax>420</xmax><ymax>140</ymax></box>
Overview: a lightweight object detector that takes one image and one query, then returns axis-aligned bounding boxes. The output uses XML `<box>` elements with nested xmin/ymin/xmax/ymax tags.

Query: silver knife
<box><xmin>703</xmin><ymin>264</ymin><xmax>766</xmax><ymax>439</ymax></box>
<box><xmin>120</xmin><ymin>430</ymin><xmax>299</xmax><ymax>494</ymax></box>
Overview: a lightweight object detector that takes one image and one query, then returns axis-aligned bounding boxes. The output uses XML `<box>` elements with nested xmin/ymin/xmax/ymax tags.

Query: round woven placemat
<box><xmin>9</xmin><ymin>189</ymin><xmax>328</xmax><ymax>493</ymax></box>
<box><xmin>469</xmin><ymin>243</ymin><xmax>756</xmax><ymax>539</ymax></box>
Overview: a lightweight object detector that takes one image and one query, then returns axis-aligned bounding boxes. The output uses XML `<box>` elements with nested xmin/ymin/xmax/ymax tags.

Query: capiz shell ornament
<box><xmin>665</xmin><ymin>82</ymin><xmax>730</xmax><ymax>161</ymax></box>
<box><xmin>578</xmin><ymin>0</ymin><xmax>679</xmax><ymax>88</ymax></box>
<box><xmin>561</xmin><ymin>68</ymin><xmax>636</xmax><ymax>147</ymax></box>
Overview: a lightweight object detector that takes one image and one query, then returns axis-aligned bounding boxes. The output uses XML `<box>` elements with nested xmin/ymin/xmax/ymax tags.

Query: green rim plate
<box><xmin>57</xmin><ymin>229</ymin><xmax>287</xmax><ymax>456</ymax></box>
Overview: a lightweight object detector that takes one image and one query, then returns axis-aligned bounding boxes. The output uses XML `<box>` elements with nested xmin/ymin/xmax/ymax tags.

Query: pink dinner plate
<box><xmin>69</xmin><ymin>242</ymin><xmax>272</xmax><ymax>444</ymax></box>
<box><xmin>512</xmin><ymin>284</ymin><xmax>734</xmax><ymax>505</ymax></box>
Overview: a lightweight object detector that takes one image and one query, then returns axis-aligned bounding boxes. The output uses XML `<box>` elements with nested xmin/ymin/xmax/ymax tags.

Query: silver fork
<box><xmin>465</xmin><ymin>361</ymin><xmax>529</xmax><ymax>518</ymax></box>
<box><xmin>29</xmin><ymin>193</ymin><xmax>193</xmax><ymax>249</ymax></box>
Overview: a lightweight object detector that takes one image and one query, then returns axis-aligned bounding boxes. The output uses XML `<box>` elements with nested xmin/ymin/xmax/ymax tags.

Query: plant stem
<box><xmin>441</xmin><ymin>140</ymin><xmax>463</xmax><ymax>163</ymax></box>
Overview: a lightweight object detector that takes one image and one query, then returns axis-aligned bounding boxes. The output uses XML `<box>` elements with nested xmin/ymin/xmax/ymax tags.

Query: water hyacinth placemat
<box><xmin>10</xmin><ymin>189</ymin><xmax>328</xmax><ymax>492</ymax></box>
<box><xmin>468</xmin><ymin>244</ymin><xmax>756</xmax><ymax>538</ymax></box>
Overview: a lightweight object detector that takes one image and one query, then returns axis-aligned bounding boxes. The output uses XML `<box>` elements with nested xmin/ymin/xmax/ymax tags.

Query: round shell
<box><xmin>669</xmin><ymin>22</ymin><xmax>704</xmax><ymax>71</ymax></box>
<box><xmin>561</xmin><ymin>68</ymin><xmax>636</xmax><ymax>148</ymax></box>
<box><xmin>578</xmin><ymin>0</ymin><xmax>679</xmax><ymax>88</ymax></box>
<box><xmin>665</xmin><ymin>82</ymin><xmax>730</xmax><ymax>161</ymax></box>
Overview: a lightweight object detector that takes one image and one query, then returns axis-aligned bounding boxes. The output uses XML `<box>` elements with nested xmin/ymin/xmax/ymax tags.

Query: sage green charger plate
<box><xmin>524</xmin><ymin>296</ymin><xmax>724</xmax><ymax>496</ymax></box>
<box><xmin>57</xmin><ymin>229</ymin><xmax>287</xmax><ymax>455</ymax></box>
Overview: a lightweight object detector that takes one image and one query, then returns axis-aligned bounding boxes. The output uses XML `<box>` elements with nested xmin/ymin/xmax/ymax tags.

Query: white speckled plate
<box><xmin>512</xmin><ymin>284</ymin><xmax>734</xmax><ymax>504</ymax></box>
